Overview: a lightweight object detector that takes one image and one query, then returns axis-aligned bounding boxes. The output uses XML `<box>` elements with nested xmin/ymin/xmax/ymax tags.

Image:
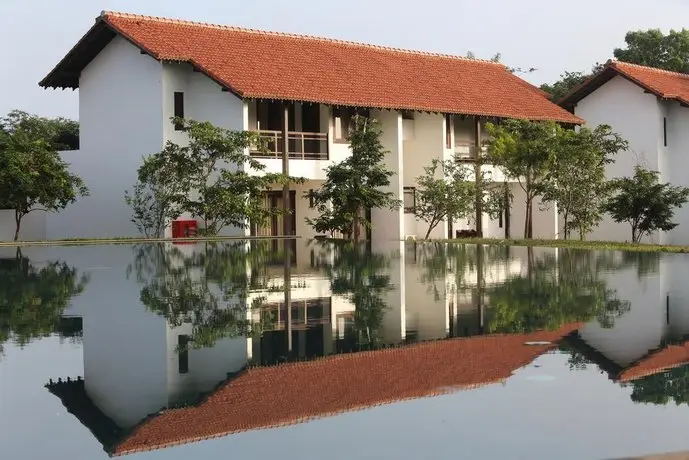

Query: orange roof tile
<box><xmin>40</xmin><ymin>11</ymin><xmax>581</xmax><ymax>124</ymax></box>
<box><xmin>112</xmin><ymin>324</ymin><xmax>580</xmax><ymax>456</ymax></box>
<box><xmin>561</xmin><ymin>60</ymin><xmax>689</xmax><ymax>108</ymax></box>
<box><xmin>617</xmin><ymin>340</ymin><xmax>689</xmax><ymax>383</ymax></box>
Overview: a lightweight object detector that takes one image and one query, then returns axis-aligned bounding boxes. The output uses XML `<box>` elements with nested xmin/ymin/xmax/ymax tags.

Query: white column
<box><xmin>371</xmin><ymin>110</ymin><xmax>404</xmax><ymax>243</ymax></box>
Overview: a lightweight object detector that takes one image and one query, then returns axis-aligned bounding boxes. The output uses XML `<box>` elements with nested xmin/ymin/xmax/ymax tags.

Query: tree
<box><xmin>605</xmin><ymin>166</ymin><xmax>689</xmax><ymax>243</ymax></box>
<box><xmin>129</xmin><ymin>241</ymin><xmax>278</xmax><ymax>349</ymax></box>
<box><xmin>140</xmin><ymin>118</ymin><xmax>300</xmax><ymax>236</ymax></box>
<box><xmin>312</xmin><ymin>240</ymin><xmax>392</xmax><ymax>349</ymax></box>
<box><xmin>540</xmin><ymin>70</ymin><xmax>593</xmax><ymax>102</ymax></box>
<box><xmin>0</xmin><ymin>110</ymin><xmax>79</xmax><ymax>150</ymax></box>
<box><xmin>542</xmin><ymin>28</ymin><xmax>689</xmax><ymax>102</ymax></box>
<box><xmin>544</xmin><ymin>125</ymin><xmax>628</xmax><ymax>240</ymax></box>
<box><xmin>486</xmin><ymin>249</ymin><xmax>630</xmax><ymax>334</ymax></box>
<box><xmin>0</xmin><ymin>119</ymin><xmax>88</xmax><ymax>241</ymax></box>
<box><xmin>614</xmin><ymin>29</ymin><xmax>689</xmax><ymax>73</ymax></box>
<box><xmin>486</xmin><ymin>119</ymin><xmax>560</xmax><ymax>239</ymax></box>
<box><xmin>125</xmin><ymin>154</ymin><xmax>178</xmax><ymax>238</ymax></box>
<box><xmin>414</xmin><ymin>158</ymin><xmax>503</xmax><ymax>239</ymax></box>
<box><xmin>0</xmin><ymin>251</ymin><xmax>88</xmax><ymax>356</ymax></box>
<box><xmin>626</xmin><ymin>365</ymin><xmax>689</xmax><ymax>406</ymax></box>
<box><xmin>465</xmin><ymin>51</ymin><xmax>536</xmax><ymax>75</ymax></box>
<box><xmin>414</xmin><ymin>159</ymin><xmax>474</xmax><ymax>239</ymax></box>
<box><xmin>307</xmin><ymin>115</ymin><xmax>400</xmax><ymax>241</ymax></box>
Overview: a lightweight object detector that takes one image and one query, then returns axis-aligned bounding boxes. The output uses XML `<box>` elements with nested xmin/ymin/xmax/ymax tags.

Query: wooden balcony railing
<box><xmin>251</xmin><ymin>130</ymin><xmax>329</xmax><ymax>160</ymax></box>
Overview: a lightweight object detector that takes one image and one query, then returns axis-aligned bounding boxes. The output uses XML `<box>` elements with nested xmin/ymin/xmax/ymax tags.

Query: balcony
<box><xmin>454</xmin><ymin>142</ymin><xmax>487</xmax><ymax>163</ymax></box>
<box><xmin>251</xmin><ymin>130</ymin><xmax>329</xmax><ymax>160</ymax></box>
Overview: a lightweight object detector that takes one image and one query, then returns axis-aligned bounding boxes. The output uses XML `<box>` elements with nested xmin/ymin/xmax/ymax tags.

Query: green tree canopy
<box><xmin>133</xmin><ymin>118</ymin><xmax>302</xmax><ymax>236</ymax></box>
<box><xmin>414</xmin><ymin>159</ymin><xmax>503</xmax><ymax>240</ymax></box>
<box><xmin>312</xmin><ymin>240</ymin><xmax>392</xmax><ymax>348</ymax></box>
<box><xmin>626</xmin><ymin>365</ymin><xmax>689</xmax><ymax>406</ymax></box>
<box><xmin>0</xmin><ymin>251</ymin><xmax>88</xmax><ymax>355</ymax></box>
<box><xmin>0</xmin><ymin>110</ymin><xmax>79</xmax><ymax>151</ymax></box>
<box><xmin>544</xmin><ymin>125</ymin><xmax>628</xmax><ymax>240</ymax></box>
<box><xmin>0</xmin><ymin>114</ymin><xmax>89</xmax><ymax>241</ymax></box>
<box><xmin>307</xmin><ymin>115</ymin><xmax>400</xmax><ymax>241</ymax></box>
<box><xmin>486</xmin><ymin>249</ymin><xmax>631</xmax><ymax>334</ymax></box>
<box><xmin>486</xmin><ymin>119</ymin><xmax>561</xmax><ymax>239</ymax></box>
<box><xmin>605</xmin><ymin>166</ymin><xmax>689</xmax><ymax>243</ymax></box>
<box><xmin>614</xmin><ymin>29</ymin><xmax>689</xmax><ymax>73</ymax></box>
<box><xmin>129</xmin><ymin>241</ymin><xmax>278</xmax><ymax>349</ymax></box>
<box><xmin>542</xmin><ymin>28</ymin><xmax>689</xmax><ymax>102</ymax></box>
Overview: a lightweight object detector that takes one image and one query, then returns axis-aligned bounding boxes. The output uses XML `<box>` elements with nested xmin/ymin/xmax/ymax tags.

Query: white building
<box><xmin>23</xmin><ymin>10</ymin><xmax>582</xmax><ymax>243</ymax></box>
<box><xmin>561</xmin><ymin>60</ymin><xmax>689</xmax><ymax>244</ymax></box>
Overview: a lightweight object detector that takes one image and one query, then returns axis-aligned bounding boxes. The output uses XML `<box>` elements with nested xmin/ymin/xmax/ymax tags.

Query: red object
<box><xmin>42</xmin><ymin>11</ymin><xmax>581</xmax><ymax>124</ymax></box>
<box><xmin>171</xmin><ymin>219</ymin><xmax>197</xmax><ymax>239</ymax></box>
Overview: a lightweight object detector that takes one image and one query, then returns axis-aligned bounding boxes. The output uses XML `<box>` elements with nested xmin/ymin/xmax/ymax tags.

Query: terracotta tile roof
<box><xmin>111</xmin><ymin>324</ymin><xmax>580</xmax><ymax>456</ymax></box>
<box><xmin>40</xmin><ymin>11</ymin><xmax>582</xmax><ymax>124</ymax></box>
<box><xmin>561</xmin><ymin>60</ymin><xmax>689</xmax><ymax>109</ymax></box>
<box><xmin>617</xmin><ymin>340</ymin><xmax>689</xmax><ymax>383</ymax></box>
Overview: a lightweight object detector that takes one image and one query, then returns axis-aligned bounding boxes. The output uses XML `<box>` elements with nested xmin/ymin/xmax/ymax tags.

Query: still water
<box><xmin>1</xmin><ymin>240</ymin><xmax>689</xmax><ymax>459</ymax></box>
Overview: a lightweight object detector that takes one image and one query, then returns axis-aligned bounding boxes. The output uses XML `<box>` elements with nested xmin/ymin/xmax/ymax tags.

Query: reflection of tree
<box><xmin>129</xmin><ymin>241</ymin><xmax>280</xmax><ymax>349</ymax></box>
<box><xmin>487</xmin><ymin>249</ymin><xmax>631</xmax><ymax>333</ymax></box>
<box><xmin>0</xmin><ymin>250</ymin><xmax>88</xmax><ymax>355</ymax></box>
<box><xmin>312</xmin><ymin>241</ymin><xmax>392</xmax><ymax>348</ymax></box>
<box><xmin>416</xmin><ymin>242</ymin><xmax>511</xmax><ymax>301</ymax></box>
<box><xmin>625</xmin><ymin>366</ymin><xmax>689</xmax><ymax>406</ymax></box>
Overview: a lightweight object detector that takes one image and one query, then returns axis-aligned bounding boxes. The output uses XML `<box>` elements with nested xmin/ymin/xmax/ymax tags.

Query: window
<box><xmin>403</xmin><ymin>187</ymin><xmax>416</xmax><ymax>214</ymax></box>
<box><xmin>178</xmin><ymin>335</ymin><xmax>189</xmax><ymax>374</ymax></box>
<box><xmin>664</xmin><ymin>117</ymin><xmax>668</xmax><ymax>147</ymax></box>
<box><xmin>173</xmin><ymin>92</ymin><xmax>184</xmax><ymax>131</ymax></box>
<box><xmin>498</xmin><ymin>207</ymin><xmax>503</xmax><ymax>229</ymax></box>
<box><xmin>445</xmin><ymin>114</ymin><xmax>452</xmax><ymax>149</ymax></box>
<box><xmin>333</xmin><ymin>107</ymin><xmax>369</xmax><ymax>141</ymax></box>
<box><xmin>308</xmin><ymin>189</ymin><xmax>314</xmax><ymax>208</ymax></box>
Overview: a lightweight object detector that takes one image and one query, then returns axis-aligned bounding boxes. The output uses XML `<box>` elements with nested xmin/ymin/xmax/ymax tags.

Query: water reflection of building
<box><xmin>48</xmin><ymin>325</ymin><xmax>578</xmax><ymax>457</ymax></box>
<box><xmin>42</xmin><ymin>240</ymin><xmax>586</xmax><ymax>457</ymax></box>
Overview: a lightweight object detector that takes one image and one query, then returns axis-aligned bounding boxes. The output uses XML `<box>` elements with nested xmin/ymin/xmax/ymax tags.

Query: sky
<box><xmin>2</xmin><ymin>0</ymin><xmax>689</xmax><ymax>120</ymax></box>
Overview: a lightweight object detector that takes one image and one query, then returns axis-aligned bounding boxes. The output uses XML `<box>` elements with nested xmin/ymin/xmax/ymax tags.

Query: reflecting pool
<box><xmin>1</xmin><ymin>240</ymin><xmax>688</xmax><ymax>459</ymax></box>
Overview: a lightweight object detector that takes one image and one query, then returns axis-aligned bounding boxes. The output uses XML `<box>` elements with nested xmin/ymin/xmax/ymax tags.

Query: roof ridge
<box><xmin>100</xmin><ymin>10</ymin><xmax>505</xmax><ymax>65</ymax></box>
<box><xmin>611</xmin><ymin>59</ymin><xmax>689</xmax><ymax>79</ymax></box>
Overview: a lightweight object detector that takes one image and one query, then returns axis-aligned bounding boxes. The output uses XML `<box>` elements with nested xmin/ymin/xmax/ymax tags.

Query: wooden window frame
<box><xmin>173</xmin><ymin>92</ymin><xmax>185</xmax><ymax>131</ymax></box>
<box><xmin>445</xmin><ymin>114</ymin><xmax>452</xmax><ymax>149</ymax></box>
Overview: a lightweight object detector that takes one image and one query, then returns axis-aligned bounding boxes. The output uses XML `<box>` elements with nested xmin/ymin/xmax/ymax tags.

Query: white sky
<box><xmin>2</xmin><ymin>0</ymin><xmax>689</xmax><ymax>119</ymax></box>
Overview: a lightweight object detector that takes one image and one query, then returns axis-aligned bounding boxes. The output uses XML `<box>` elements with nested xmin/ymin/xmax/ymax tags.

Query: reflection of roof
<box><xmin>111</xmin><ymin>324</ymin><xmax>579</xmax><ymax>456</ymax></box>
<box><xmin>618</xmin><ymin>341</ymin><xmax>689</xmax><ymax>382</ymax></box>
<box><xmin>40</xmin><ymin>11</ymin><xmax>581</xmax><ymax>124</ymax></box>
<box><xmin>566</xmin><ymin>333</ymin><xmax>689</xmax><ymax>383</ymax></box>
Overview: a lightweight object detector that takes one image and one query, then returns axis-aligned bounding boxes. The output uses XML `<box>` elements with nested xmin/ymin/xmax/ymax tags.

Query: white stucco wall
<box><xmin>661</xmin><ymin>102</ymin><xmax>689</xmax><ymax>245</ymax></box>
<box><xmin>47</xmin><ymin>36</ymin><xmax>164</xmax><ymax>240</ymax></box>
<box><xmin>574</xmin><ymin>75</ymin><xmax>664</xmax><ymax>244</ymax></box>
<box><xmin>371</xmin><ymin>110</ymin><xmax>404</xmax><ymax>242</ymax></box>
<box><xmin>403</xmin><ymin>113</ymin><xmax>447</xmax><ymax>239</ymax></box>
<box><xmin>578</xmin><ymin>263</ymin><xmax>666</xmax><ymax>366</ymax></box>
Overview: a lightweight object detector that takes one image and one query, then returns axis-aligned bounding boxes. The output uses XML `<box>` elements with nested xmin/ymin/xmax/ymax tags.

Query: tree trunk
<box><xmin>524</xmin><ymin>199</ymin><xmax>533</xmax><ymax>239</ymax></box>
<box><xmin>14</xmin><ymin>210</ymin><xmax>21</xmax><ymax>241</ymax></box>
<box><xmin>563</xmin><ymin>213</ymin><xmax>569</xmax><ymax>240</ymax></box>
<box><xmin>424</xmin><ymin>223</ymin><xmax>435</xmax><ymax>240</ymax></box>
<box><xmin>352</xmin><ymin>209</ymin><xmax>361</xmax><ymax>242</ymax></box>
